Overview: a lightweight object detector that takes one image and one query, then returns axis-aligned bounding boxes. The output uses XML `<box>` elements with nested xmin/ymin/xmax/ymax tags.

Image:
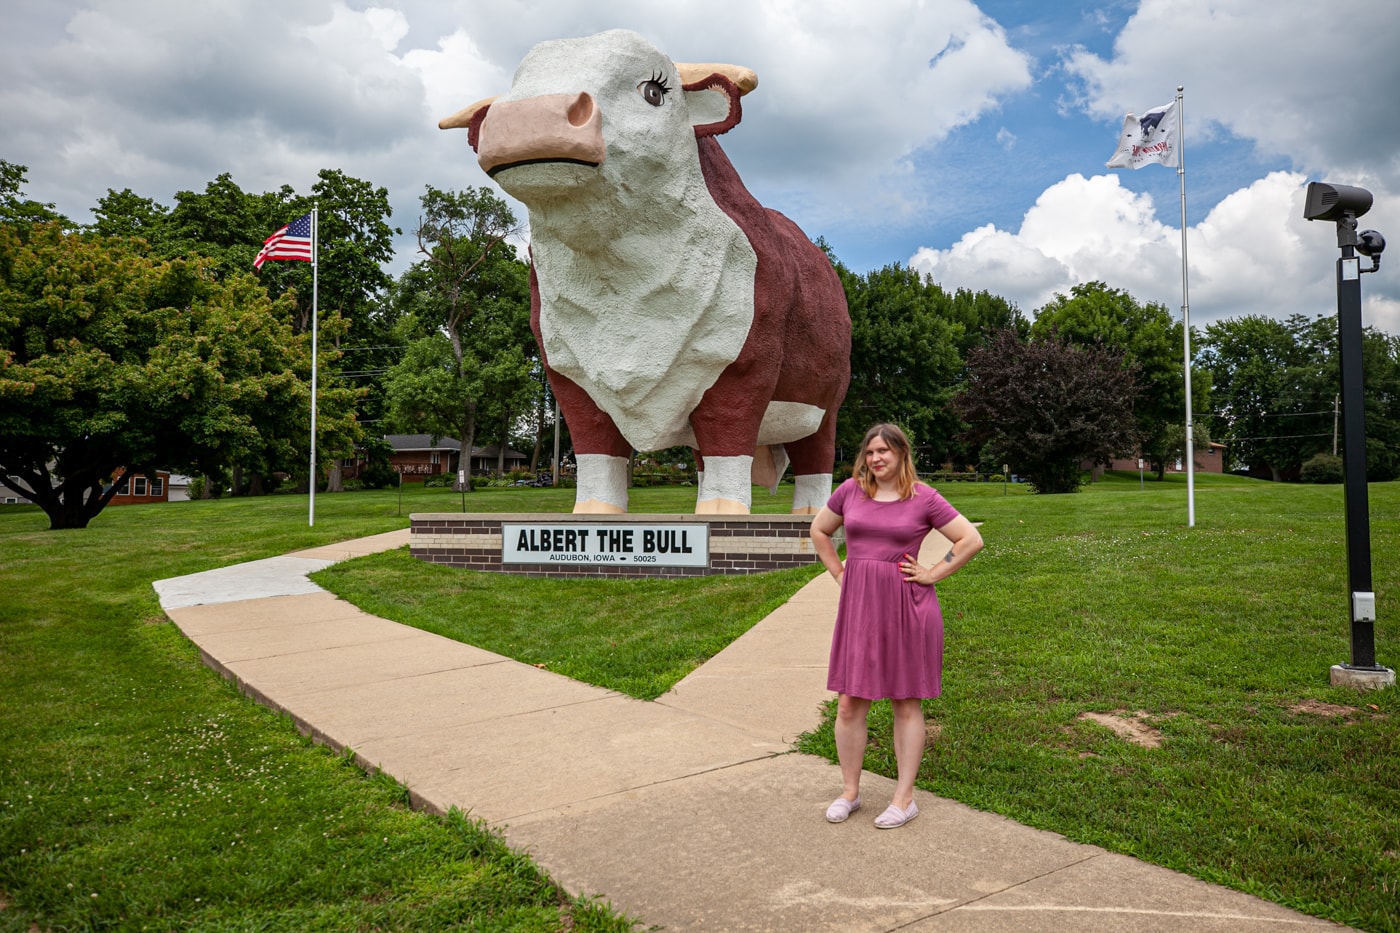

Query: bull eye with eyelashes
<box><xmin>637</xmin><ymin>71</ymin><xmax>671</xmax><ymax>107</ymax></box>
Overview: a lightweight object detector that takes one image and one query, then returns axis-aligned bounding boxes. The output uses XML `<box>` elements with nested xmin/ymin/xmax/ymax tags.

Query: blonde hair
<box><xmin>852</xmin><ymin>423</ymin><xmax>917</xmax><ymax>500</ymax></box>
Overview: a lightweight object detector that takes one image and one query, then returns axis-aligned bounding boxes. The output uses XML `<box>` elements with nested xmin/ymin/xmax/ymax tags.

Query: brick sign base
<box><xmin>410</xmin><ymin>512</ymin><xmax>831</xmax><ymax>578</ymax></box>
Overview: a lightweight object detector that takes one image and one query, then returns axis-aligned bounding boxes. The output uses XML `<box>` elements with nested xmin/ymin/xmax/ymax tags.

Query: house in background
<box><xmin>374</xmin><ymin>435</ymin><xmax>531</xmax><ymax>482</ymax></box>
<box><xmin>467</xmin><ymin>443</ymin><xmax>530</xmax><ymax>475</ymax></box>
<box><xmin>3</xmin><ymin>469</ymin><xmax>197</xmax><ymax>507</ymax></box>
<box><xmin>382</xmin><ymin>434</ymin><xmax>461</xmax><ymax>482</ymax></box>
<box><xmin>166</xmin><ymin>475</ymin><xmax>194</xmax><ymax>501</ymax></box>
<box><xmin>2</xmin><ymin>478</ymin><xmax>31</xmax><ymax>505</ymax></box>
<box><xmin>1093</xmin><ymin>442</ymin><xmax>1228</xmax><ymax>476</ymax></box>
<box><xmin>106</xmin><ymin>470</ymin><xmax>173</xmax><ymax>505</ymax></box>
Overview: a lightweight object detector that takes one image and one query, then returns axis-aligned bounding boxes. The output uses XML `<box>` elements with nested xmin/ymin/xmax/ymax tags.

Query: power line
<box><xmin>1227</xmin><ymin>432</ymin><xmax>1330</xmax><ymax>442</ymax></box>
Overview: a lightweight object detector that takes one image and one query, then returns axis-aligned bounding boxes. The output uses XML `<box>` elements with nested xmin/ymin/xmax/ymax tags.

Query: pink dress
<box><xmin>825</xmin><ymin>479</ymin><xmax>961</xmax><ymax>700</ymax></box>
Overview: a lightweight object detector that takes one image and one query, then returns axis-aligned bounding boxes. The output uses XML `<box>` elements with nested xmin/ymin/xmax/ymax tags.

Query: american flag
<box><xmin>253</xmin><ymin>212</ymin><xmax>313</xmax><ymax>269</ymax></box>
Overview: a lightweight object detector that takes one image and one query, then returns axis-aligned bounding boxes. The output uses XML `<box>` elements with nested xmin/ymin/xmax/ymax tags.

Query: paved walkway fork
<box><xmin>154</xmin><ymin>529</ymin><xmax>1349</xmax><ymax>932</ymax></box>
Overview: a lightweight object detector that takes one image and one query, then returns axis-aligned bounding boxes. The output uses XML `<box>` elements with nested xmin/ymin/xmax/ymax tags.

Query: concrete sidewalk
<box><xmin>153</xmin><ymin>529</ymin><xmax>1349</xmax><ymax>932</ymax></box>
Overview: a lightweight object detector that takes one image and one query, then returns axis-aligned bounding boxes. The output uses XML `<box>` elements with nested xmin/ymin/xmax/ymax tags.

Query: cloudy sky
<box><xmin>4</xmin><ymin>0</ymin><xmax>1398</xmax><ymax>334</ymax></box>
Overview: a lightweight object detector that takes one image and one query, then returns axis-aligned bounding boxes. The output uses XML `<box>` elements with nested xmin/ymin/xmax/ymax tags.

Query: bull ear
<box><xmin>683</xmin><ymin>74</ymin><xmax>743</xmax><ymax>139</ymax></box>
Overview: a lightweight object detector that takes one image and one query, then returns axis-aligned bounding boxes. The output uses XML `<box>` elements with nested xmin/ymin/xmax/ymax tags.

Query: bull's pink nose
<box><xmin>478</xmin><ymin>92</ymin><xmax>606</xmax><ymax>177</ymax></box>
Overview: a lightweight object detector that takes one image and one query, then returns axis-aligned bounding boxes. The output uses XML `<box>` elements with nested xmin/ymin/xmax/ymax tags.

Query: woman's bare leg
<box><xmin>889</xmin><ymin>698</ymin><xmax>926</xmax><ymax>809</ymax></box>
<box><xmin>834</xmin><ymin>694</ymin><xmax>872</xmax><ymax>800</ymax></box>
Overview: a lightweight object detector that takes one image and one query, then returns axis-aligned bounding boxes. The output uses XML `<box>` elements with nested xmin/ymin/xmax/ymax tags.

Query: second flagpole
<box><xmin>1177</xmin><ymin>85</ymin><xmax>1195</xmax><ymax>528</ymax></box>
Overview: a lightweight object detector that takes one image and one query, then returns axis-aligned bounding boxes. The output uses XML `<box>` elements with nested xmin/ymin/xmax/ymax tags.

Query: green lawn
<box><xmin>2</xmin><ymin>476</ymin><xmax>1398</xmax><ymax>931</ymax></box>
<box><xmin>799</xmin><ymin>472</ymin><xmax>1399</xmax><ymax>932</ymax></box>
<box><xmin>0</xmin><ymin>483</ymin><xmax>645</xmax><ymax>933</ymax></box>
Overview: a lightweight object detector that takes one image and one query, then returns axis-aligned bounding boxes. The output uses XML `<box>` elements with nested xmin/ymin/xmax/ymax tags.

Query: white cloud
<box><xmin>911</xmin><ymin>173</ymin><xmax>1178</xmax><ymax>314</ymax></box>
<box><xmin>1063</xmin><ymin>0</ymin><xmax>1400</xmax><ymax>189</ymax></box>
<box><xmin>401</xmin><ymin>30</ymin><xmax>510</xmax><ymax>130</ymax></box>
<box><xmin>909</xmin><ymin>170</ymin><xmax>1400</xmax><ymax>335</ymax></box>
<box><xmin>720</xmin><ymin>0</ymin><xmax>1034</xmax><ymax>191</ymax></box>
<box><xmin>0</xmin><ymin>0</ymin><xmax>1035</xmax><ymax>263</ymax></box>
<box><xmin>1049</xmin><ymin>0</ymin><xmax>1400</xmax><ymax>332</ymax></box>
<box><xmin>3</xmin><ymin>0</ymin><xmax>1396</xmax><ymax>337</ymax></box>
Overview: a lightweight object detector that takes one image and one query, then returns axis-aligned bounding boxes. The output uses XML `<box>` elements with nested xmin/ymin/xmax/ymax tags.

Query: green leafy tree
<box><xmin>270</xmin><ymin>170</ymin><xmax>399</xmax><ymax>488</ymax></box>
<box><xmin>947</xmin><ymin>286</ymin><xmax>1028</xmax><ymax>356</ymax></box>
<box><xmin>1359</xmin><ymin>328</ymin><xmax>1400</xmax><ymax>482</ymax></box>
<box><xmin>386</xmin><ymin>185</ymin><xmax>524</xmax><ymax>491</ymax></box>
<box><xmin>101</xmin><ymin>170</ymin><xmax>396</xmax><ymax>489</ymax></box>
<box><xmin>1203</xmin><ymin>313</ymin><xmax>1400</xmax><ymax>481</ymax></box>
<box><xmin>1</xmin><ymin>160</ymin><xmax>70</xmax><ymax>229</ymax></box>
<box><xmin>835</xmin><ymin>262</ymin><xmax>965</xmax><ymax>466</ymax></box>
<box><xmin>1031</xmin><ymin>281</ymin><xmax>1206</xmax><ymax>479</ymax></box>
<box><xmin>0</xmin><ymin>223</ymin><xmax>321</xmax><ymax>528</ymax></box>
<box><xmin>160</xmin><ymin>172</ymin><xmax>293</xmax><ymax>279</ymax></box>
<box><xmin>953</xmin><ymin>328</ymin><xmax>1140</xmax><ymax>493</ymax></box>
<box><xmin>91</xmin><ymin>187</ymin><xmax>171</xmax><ymax>241</ymax></box>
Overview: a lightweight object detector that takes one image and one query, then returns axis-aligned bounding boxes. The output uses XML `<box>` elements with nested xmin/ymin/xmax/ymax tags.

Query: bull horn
<box><xmin>439</xmin><ymin>96</ymin><xmax>497</xmax><ymax>130</ymax></box>
<box><xmin>675</xmin><ymin>64</ymin><xmax>758</xmax><ymax>95</ymax></box>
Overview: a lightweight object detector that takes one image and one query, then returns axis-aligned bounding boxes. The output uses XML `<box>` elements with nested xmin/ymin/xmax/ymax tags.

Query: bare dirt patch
<box><xmin>1077</xmin><ymin>710</ymin><xmax>1165</xmax><ymax>749</ymax></box>
<box><xmin>1289</xmin><ymin>700</ymin><xmax>1358</xmax><ymax>718</ymax></box>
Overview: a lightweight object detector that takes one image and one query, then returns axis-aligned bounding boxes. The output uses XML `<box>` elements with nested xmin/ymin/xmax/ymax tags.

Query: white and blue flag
<box><xmin>1106</xmin><ymin>100</ymin><xmax>1179</xmax><ymax>169</ymax></box>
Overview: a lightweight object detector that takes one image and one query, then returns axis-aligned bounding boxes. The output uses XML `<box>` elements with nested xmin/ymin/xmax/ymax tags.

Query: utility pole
<box><xmin>1332</xmin><ymin>393</ymin><xmax>1339</xmax><ymax>457</ymax></box>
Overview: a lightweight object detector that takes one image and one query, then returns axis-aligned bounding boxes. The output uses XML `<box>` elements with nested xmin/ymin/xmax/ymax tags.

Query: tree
<box><xmin>0</xmin><ymin>223</ymin><xmax>319</xmax><ymax>528</ymax></box>
<box><xmin>953</xmin><ymin>328</ymin><xmax>1140</xmax><ymax>493</ymax></box>
<box><xmin>282</xmin><ymin>170</ymin><xmax>399</xmax><ymax>491</ymax></box>
<box><xmin>389</xmin><ymin>185</ymin><xmax>524</xmax><ymax>491</ymax></box>
<box><xmin>1359</xmin><ymin>328</ymin><xmax>1400</xmax><ymax>482</ymax></box>
<box><xmin>835</xmin><ymin>263</ymin><xmax>965</xmax><ymax>466</ymax></box>
<box><xmin>92</xmin><ymin>170</ymin><xmax>396</xmax><ymax>491</ymax></box>
<box><xmin>1202</xmin><ymin>313</ymin><xmax>1400</xmax><ymax>481</ymax></box>
<box><xmin>1</xmin><ymin>160</ymin><xmax>70</xmax><ymax>229</ymax></box>
<box><xmin>1031</xmin><ymin>281</ymin><xmax>1205</xmax><ymax>479</ymax></box>
<box><xmin>91</xmin><ymin>187</ymin><xmax>170</xmax><ymax>241</ymax></box>
<box><xmin>384</xmin><ymin>255</ymin><xmax>535</xmax><ymax>476</ymax></box>
<box><xmin>160</xmin><ymin>172</ymin><xmax>293</xmax><ymax>280</ymax></box>
<box><xmin>947</xmin><ymin>285</ymin><xmax>1028</xmax><ymax>357</ymax></box>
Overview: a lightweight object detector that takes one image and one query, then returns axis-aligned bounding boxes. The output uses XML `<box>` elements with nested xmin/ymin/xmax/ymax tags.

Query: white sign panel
<box><xmin>502</xmin><ymin>523</ymin><xmax>709</xmax><ymax>568</ymax></box>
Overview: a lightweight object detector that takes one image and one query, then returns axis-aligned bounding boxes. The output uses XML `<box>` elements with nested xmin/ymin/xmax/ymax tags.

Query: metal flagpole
<box><xmin>1177</xmin><ymin>85</ymin><xmax>1195</xmax><ymax>528</ymax></box>
<box><xmin>309</xmin><ymin>205</ymin><xmax>319</xmax><ymax>527</ymax></box>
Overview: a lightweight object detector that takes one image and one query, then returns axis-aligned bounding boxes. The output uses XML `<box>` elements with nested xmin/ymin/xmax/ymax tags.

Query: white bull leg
<box><xmin>573</xmin><ymin>454</ymin><xmax>629</xmax><ymax>513</ymax></box>
<box><xmin>694</xmin><ymin>455</ymin><xmax>752</xmax><ymax>514</ymax></box>
<box><xmin>791</xmin><ymin>473</ymin><xmax>834</xmax><ymax>514</ymax></box>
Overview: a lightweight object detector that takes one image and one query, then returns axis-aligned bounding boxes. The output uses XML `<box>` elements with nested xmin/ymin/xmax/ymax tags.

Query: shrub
<box><xmin>1300</xmin><ymin>453</ymin><xmax>1344</xmax><ymax>484</ymax></box>
<box><xmin>360</xmin><ymin>461</ymin><xmax>399</xmax><ymax>489</ymax></box>
<box><xmin>422</xmin><ymin>473</ymin><xmax>454</xmax><ymax>488</ymax></box>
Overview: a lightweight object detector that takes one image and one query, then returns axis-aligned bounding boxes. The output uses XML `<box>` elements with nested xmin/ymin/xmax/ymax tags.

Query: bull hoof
<box><xmin>695</xmin><ymin>497</ymin><xmax>750</xmax><ymax>515</ymax></box>
<box><xmin>573</xmin><ymin>499</ymin><xmax>626</xmax><ymax>514</ymax></box>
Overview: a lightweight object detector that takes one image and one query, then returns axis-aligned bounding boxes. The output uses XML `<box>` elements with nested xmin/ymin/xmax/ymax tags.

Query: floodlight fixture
<box><xmin>1303</xmin><ymin>181</ymin><xmax>1372</xmax><ymax>222</ymax></box>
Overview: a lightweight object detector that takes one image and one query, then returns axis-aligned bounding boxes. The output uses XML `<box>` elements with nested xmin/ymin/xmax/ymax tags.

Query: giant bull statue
<box><xmin>440</xmin><ymin>29</ymin><xmax>850</xmax><ymax>514</ymax></box>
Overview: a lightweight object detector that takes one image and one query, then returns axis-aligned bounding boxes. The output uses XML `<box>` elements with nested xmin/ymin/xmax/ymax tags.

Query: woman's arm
<box><xmin>899</xmin><ymin>516</ymin><xmax>983</xmax><ymax>586</ymax></box>
<box><xmin>809</xmin><ymin>505</ymin><xmax>845</xmax><ymax>584</ymax></box>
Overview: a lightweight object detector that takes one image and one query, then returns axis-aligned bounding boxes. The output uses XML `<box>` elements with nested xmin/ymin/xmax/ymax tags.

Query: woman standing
<box><xmin>810</xmin><ymin>424</ymin><xmax>983</xmax><ymax>829</ymax></box>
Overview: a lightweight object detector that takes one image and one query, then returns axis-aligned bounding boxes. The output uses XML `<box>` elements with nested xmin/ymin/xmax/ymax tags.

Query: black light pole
<box><xmin>1303</xmin><ymin>182</ymin><xmax>1392</xmax><ymax>688</ymax></box>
